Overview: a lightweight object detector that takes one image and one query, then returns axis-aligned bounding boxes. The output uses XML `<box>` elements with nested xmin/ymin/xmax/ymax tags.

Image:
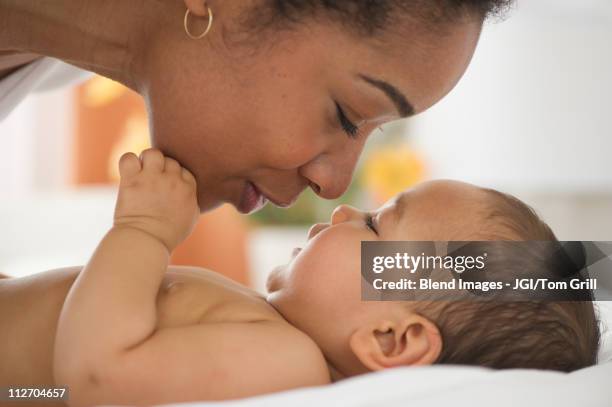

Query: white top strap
<box><xmin>0</xmin><ymin>57</ymin><xmax>92</xmax><ymax>122</ymax></box>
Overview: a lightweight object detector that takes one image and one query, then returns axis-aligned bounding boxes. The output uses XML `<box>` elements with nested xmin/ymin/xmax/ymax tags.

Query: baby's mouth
<box><xmin>291</xmin><ymin>247</ymin><xmax>302</xmax><ymax>257</ymax></box>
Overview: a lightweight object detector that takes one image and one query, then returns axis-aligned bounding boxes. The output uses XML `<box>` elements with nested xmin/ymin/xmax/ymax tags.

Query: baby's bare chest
<box><xmin>155</xmin><ymin>267</ymin><xmax>280</xmax><ymax>328</ymax></box>
<box><xmin>0</xmin><ymin>266</ymin><xmax>279</xmax><ymax>388</ymax></box>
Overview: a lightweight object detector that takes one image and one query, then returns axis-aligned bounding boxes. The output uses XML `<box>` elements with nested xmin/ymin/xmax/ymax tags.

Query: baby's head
<box><xmin>266</xmin><ymin>179</ymin><xmax>600</xmax><ymax>377</ymax></box>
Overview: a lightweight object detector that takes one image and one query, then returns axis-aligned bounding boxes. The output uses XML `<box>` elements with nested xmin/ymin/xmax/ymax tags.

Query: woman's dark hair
<box><xmin>246</xmin><ymin>0</ymin><xmax>515</xmax><ymax>37</ymax></box>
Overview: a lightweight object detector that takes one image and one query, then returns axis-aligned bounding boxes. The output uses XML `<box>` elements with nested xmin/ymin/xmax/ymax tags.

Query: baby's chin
<box><xmin>266</xmin><ymin>290</ymin><xmax>303</xmax><ymax>332</ymax></box>
<box><xmin>265</xmin><ymin>264</ymin><xmax>286</xmax><ymax>295</ymax></box>
<box><xmin>266</xmin><ymin>247</ymin><xmax>302</xmax><ymax>294</ymax></box>
<box><xmin>265</xmin><ymin>284</ymin><xmax>290</xmax><ymax>324</ymax></box>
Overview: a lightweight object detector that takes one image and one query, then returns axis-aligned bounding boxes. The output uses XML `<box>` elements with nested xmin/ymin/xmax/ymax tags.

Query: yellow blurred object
<box><xmin>83</xmin><ymin>76</ymin><xmax>128</xmax><ymax>107</ymax></box>
<box><xmin>362</xmin><ymin>145</ymin><xmax>426</xmax><ymax>205</ymax></box>
<box><xmin>108</xmin><ymin>115</ymin><xmax>151</xmax><ymax>181</ymax></box>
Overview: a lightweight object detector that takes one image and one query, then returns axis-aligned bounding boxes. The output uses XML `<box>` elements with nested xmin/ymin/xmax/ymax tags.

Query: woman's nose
<box><xmin>299</xmin><ymin>143</ymin><xmax>364</xmax><ymax>200</ymax></box>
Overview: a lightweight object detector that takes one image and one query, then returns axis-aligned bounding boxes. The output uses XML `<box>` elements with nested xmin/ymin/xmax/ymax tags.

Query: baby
<box><xmin>0</xmin><ymin>149</ymin><xmax>599</xmax><ymax>407</ymax></box>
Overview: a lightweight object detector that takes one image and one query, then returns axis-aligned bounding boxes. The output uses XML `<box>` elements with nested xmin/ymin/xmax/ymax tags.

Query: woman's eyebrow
<box><xmin>358</xmin><ymin>74</ymin><xmax>415</xmax><ymax>118</ymax></box>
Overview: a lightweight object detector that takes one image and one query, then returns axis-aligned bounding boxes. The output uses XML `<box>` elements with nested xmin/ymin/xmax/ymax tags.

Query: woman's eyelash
<box><xmin>365</xmin><ymin>213</ymin><xmax>377</xmax><ymax>234</ymax></box>
<box><xmin>335</xmin><ymin>102</ymin><xmax>360</xmax><ymax>139</ymax></box>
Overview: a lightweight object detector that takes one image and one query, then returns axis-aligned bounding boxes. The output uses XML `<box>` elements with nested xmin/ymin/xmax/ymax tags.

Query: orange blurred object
<box><xmin>72</xmin><ymin>77</ymin><xmax>250</xmax><ymax>286</ymax></box>
<box><xmin>171</xmin><ymin>205</ymin><xmax>251</xmax><ymax>285</ymax></box>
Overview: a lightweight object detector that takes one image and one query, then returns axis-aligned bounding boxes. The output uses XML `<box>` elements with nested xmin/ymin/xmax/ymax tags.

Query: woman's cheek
<box><xmin>259</xmin><ymin>110</ymin><xmax>330</xmax><ymax>169</ymax></box>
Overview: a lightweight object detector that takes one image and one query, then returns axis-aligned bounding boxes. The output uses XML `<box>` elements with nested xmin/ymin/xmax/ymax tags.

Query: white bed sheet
<box><xmin>106</xmin><ymin>301</ymin><xmax>612</xmax><ymax>407</ymax></box>
<box><xmin>154</xmin><ymin>363</ymin><xmax>612</xmax><ymax>407</ymax></box>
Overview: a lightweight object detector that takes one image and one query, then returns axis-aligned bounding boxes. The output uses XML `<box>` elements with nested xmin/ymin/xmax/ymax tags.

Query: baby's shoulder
<box><xmin>247</xmin><ymin>320</ymin><xmax>331</xmax><ymax>388</ymax></box>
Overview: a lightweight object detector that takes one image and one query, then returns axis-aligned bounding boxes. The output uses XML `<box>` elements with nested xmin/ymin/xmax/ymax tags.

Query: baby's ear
<box><xmin>349</xmin><ymin>315</ymin><xmax>442</xmax><ymax>371</ymax></box>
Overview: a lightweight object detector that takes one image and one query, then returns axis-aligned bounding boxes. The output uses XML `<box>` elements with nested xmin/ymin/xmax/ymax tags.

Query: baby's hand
<box><xmin>113</xmin><ymin>148</ymin><xmax>200</xmax><ymax>252</ymax></box>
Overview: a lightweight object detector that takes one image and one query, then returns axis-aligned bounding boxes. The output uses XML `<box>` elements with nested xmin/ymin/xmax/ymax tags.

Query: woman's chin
<box><xmin>195</xmin><ymin>191</ymin><xmax>224</xmax><ymax>213</ymax></box>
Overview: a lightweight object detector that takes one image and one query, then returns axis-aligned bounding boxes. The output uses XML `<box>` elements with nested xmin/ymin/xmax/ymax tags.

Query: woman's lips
<box><xmin>238</xmin><ymin>181</ymin><xmax>268</xmax><ymax>214</ymax></box>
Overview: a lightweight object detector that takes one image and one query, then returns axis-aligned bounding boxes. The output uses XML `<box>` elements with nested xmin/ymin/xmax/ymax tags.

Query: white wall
<box><xmin>0</xmin><ymin>188</ymin><xmax>115</xmax><ymax>277</ymax></box>
<box><xmin>410</xmin><ymin>0</ymin><xmax>612</xmax><ymax>193</ymax></box>
<box><xmin>0</xmin><ymin>87</ymin><xmax>74</xmax><ymax>196</ymax></box>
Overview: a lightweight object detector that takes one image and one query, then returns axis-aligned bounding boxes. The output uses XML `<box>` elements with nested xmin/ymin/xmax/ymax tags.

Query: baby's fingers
<box><xmin>118</xmin><ymin>152</ymin><xmax>142</xmax><ymax>179</ymax></box>
<box><xmin>140</xmin><ymin>148</ymin><xmax>165</xmax><ymax>172</ymax></box>
<box><xmin>164</xmin><ymin>157</ymin><xmax>181</xmax><ymax>174</ymax></box>
<box><xmin>181</xmin><ymin>167</ymin><xmax>197</xmax><ymax>186</ymax></box>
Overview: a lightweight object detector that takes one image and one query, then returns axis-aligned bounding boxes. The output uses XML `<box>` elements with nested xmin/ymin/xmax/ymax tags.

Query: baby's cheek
<box><xmin>297</xmin><ymin>265</ymin><xmax>342</xmax><ymax>308</ymax></box>
<box><xmin>300</xmin><ymin>252</ymin><xmax>349</xmax><ymax>294</ymax></box>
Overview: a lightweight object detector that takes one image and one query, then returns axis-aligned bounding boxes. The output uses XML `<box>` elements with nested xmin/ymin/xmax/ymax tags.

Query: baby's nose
<box><xmin>307</xmin><ymin>223</ymin><xmax>330</xmax><ymax>240</ymax></box>
<box><xmin>331</xmin><ymin>204</ymin><xmax>361</xmax><ymax>225</ymax></box>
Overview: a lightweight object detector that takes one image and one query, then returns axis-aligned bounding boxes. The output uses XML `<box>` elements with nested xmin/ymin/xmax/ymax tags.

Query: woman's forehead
<box><xmin>346</xmin><ymin>19</ymin><xmax>483</xmax><ymax>113</ymax></box>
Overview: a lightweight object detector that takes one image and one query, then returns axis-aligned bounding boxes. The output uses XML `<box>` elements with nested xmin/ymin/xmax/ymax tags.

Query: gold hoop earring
<box><xmin>184</xmin><ymin>6</ymin><xmax>214</xmax><ymax>40</ymax></box>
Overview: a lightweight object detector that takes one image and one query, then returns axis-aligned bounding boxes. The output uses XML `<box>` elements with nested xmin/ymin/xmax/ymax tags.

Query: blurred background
<box><xmin>1</xmin><ymin>0</ymin><xmax>611</xmax><ymax>293</ymax></box>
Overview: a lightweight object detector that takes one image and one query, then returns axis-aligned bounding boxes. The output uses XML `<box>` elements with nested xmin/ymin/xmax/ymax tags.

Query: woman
<box><xmin>0</xmin><ymin>0</ymin><xmax>510</xmax><ymax>214</ymax></box>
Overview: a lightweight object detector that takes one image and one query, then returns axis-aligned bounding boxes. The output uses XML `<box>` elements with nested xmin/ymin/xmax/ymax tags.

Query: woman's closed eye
<box><xmin>335</xmin><ymin>102</ymin><xmax>360</xmax><ymax>139</ymax></box>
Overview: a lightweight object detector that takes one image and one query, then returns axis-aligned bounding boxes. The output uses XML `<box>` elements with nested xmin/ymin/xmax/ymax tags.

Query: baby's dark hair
<box><xmin>415</xmin><ymin>188</ymin><xmax>600</xmax><ymax>372</ymax></box>
<box><xmin>246</xmin><ymin>0</ymin><xmax>515</xmax><ymax>37</ymax></box>
<box><xmin>423</xmin><ymin>300</ymin><xmax>599</xmax><ymax>372</ymax></box>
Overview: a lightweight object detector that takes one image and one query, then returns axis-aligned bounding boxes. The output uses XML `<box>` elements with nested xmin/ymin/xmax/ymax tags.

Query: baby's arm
<box><xmin>53</xmin><ymin>149</ymin><xmax>200</xmax><ymax>402</ymax></box>
<box><xmin>54</xmin><ymin>149</ymin><xmax>329</xmax><ymax>406</ymax></box>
